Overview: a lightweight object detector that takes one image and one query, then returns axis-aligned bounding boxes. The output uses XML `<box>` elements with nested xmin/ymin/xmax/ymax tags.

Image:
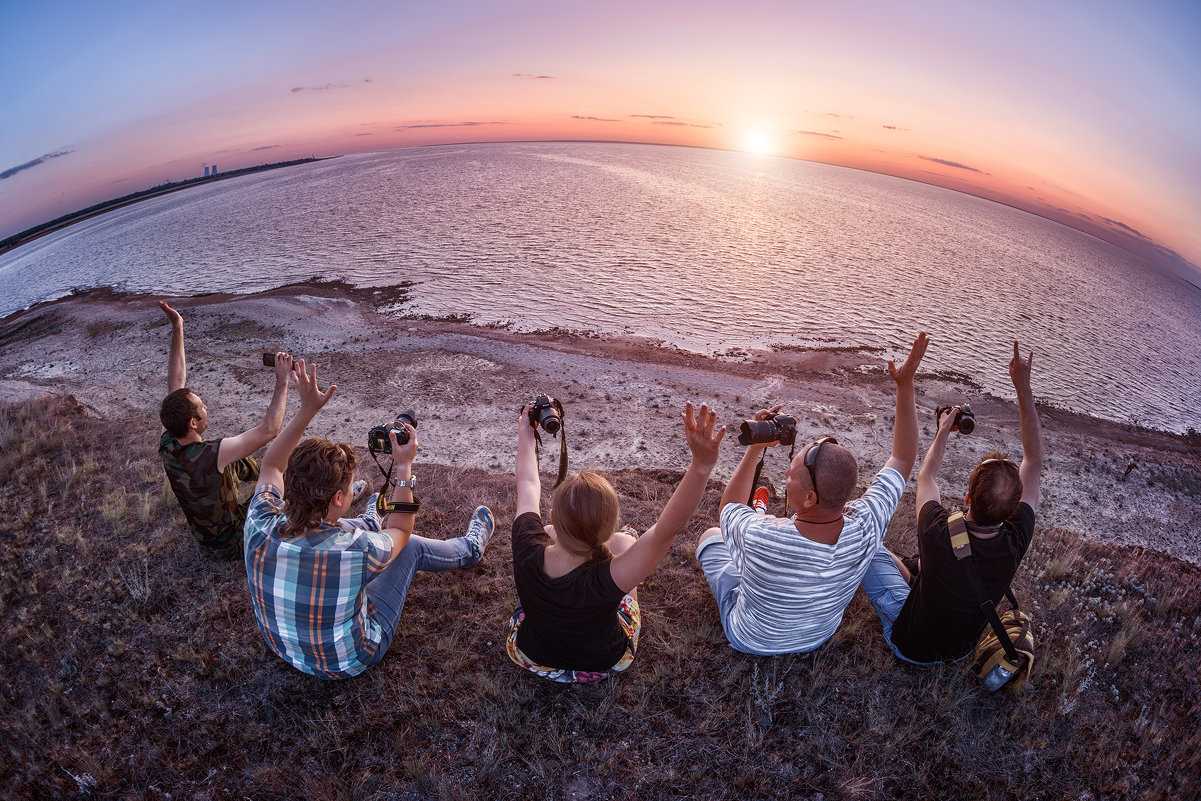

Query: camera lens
<box><xmin>738</xmin><ymin>420</ymin><xmax>775</xmax><ymax>446</ymax></box>
<box><xmin>957</xmin><ymin>414</ymin><xmax>975</xmax><ymax>435</ymax></box>
<box><xmin>539</xmin><ymin>409</ymin><xmax>561</xmax><ymax>435</ymax></box>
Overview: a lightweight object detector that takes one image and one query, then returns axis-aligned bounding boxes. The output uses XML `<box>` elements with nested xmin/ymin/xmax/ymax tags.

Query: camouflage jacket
<box><xmin>158</xmin><ymin>430</ymin><xmax>256</xmax><ymax>558</ymax></box>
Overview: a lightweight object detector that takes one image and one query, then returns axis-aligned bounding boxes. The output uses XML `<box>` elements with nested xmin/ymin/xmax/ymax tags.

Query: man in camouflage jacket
<box><xmin>156</xmin><ymin>301</ymin><xmax>293</xmax><ymax>559</ymax></box>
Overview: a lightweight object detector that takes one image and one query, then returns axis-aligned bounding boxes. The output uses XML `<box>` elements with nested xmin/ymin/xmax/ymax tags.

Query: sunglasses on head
<box><xmin>804</xmin><ymin>437</ymin><xmax>838</xmax><ymax>502</ymax></box>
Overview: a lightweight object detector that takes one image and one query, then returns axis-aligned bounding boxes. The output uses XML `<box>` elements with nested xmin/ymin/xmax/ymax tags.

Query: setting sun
<box><xmin>742</xmin><ymin>131</ymin><xmax>774</xmax><ymax>155</ymax></box>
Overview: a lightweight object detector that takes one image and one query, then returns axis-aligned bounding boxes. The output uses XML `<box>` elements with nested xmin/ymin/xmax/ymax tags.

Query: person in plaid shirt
<box><xmin>244</xmin><ymin>359</ymin><xmax>494</xmax><ymax>679</ymax></box>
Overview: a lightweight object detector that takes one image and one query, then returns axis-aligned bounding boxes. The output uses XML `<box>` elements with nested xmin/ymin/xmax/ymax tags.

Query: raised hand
<box><xmin>753</xmin><ymin>403</ymin><xmax>783</xmax><ymax>423</ymax></box>
<box><xmin>1009</xmin><ymin>341</ymin><xmax>1033</xmax><ymax>390</ymax></box>
<box><xmin>937</xmin><ymin>404</ymin><xmax>962</xmax><ymax>436</ymax></box>
<box><xmin>158</xmin><ymin>300</ymin><xmax>183</xmax><ymax>328</ymax></box>
<box><xmin>888</xmin><ymin>331</ymin><xmax>929</xmax><ymax>384</ymax></box>
<box><xmin>388</xmin><ymin>423</ymin><xmax>419</xmax><ymax>465</ymax></box>
<box><xmin>291</xmin><ymin>359</ymin><xmax>336</xmax><ymax>414</ymax></box>
<box><xmin>272</xmin><ymin>352</ymin><xmax>294</xmax><ymax>385</ymax></box>
<box><xmin>517</xmin><ymin>404</ymin><xmax>537</xmax><ymax>444</ymax></box>
<box><xmin>683</xmin><ymin>401</ymin><xmax>726</xmax><ymax>467</ymax></box>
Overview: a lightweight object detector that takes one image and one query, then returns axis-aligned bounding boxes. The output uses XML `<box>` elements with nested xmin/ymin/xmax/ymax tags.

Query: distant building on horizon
<box><xmin>211</xmin><ymin>164</ymin><xmax>217</xmax><ymax>176</ymax></box>
<box><xmin>203</xmin><ymin>164</ymin><xmax>210</xmax><ymax>177</ymax></box>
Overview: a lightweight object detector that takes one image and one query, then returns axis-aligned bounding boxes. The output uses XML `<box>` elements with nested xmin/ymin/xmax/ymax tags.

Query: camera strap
<box><xmin>533</xmin><ymin>427</ymin><xmax>569</xmax><ymax>487</ymax></box>
<box><xmin>745</xmin><ymin>442</ymin><xmax>796</xmax><ymax>514</ymax></box>
<box><xmin>747</xmin><ymin>450</ymin><xmax>767</xmax><ymax>506</ymax></box>
<box><xmin>948</xmin><ymin>512</ymin><xmax>1021</xmax><ymax>665</ymax></box>
<box><xmin>370</xmin><ymin>451</ymin><xmax>421</xmax><ymax>515</ymax></box>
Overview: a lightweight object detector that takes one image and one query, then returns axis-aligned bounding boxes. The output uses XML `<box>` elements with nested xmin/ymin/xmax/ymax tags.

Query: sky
<box><xmin>2</xmin><ymin>0</ymin><xmax>1200</xmax><ymax>281</ymax></box>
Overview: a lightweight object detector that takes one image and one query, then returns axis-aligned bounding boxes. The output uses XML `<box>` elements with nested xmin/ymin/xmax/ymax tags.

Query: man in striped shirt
<box><xmin>244</xmin><ymin>359</ymin><xmax>493</xmax><ymax>679</ymax></box>
<box><xmin>696</xmin><ymin>333</ymin><xmax>928</xmax><ymax>655</ymax></box>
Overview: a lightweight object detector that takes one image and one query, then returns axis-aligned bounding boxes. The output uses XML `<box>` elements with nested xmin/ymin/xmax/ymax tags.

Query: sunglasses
<box><xmin>804</xmin><ymin>437</ymin><xmax>838</xmax><ymax>502</ymax></box>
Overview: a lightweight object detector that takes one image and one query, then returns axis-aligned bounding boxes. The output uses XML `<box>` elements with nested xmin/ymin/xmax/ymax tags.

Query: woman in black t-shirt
<box><xmin>507</xmin><ymin>401</ymin><xmax>725</xmax><ymax>682</ymax></box>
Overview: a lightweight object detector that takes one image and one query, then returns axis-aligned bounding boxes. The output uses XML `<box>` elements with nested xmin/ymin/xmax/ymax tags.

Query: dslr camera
<box><xmin>935</xmin><ymin>403</ymin><xmax>975</xmax><ymax>435</ymax></box>
<box><xmin>738</xmin><ymin>411</ymin><xmax>798</xmax><ymax>447</ymax></box>
<box><xmin>526</xmin><ymin>394</ymin><xmax>563</xmax><ymax>435</ymax></box>
<box><xmin>368</xmin><ymin>410</ymin><xmax>418</xmax><ymax>454</ymax></box>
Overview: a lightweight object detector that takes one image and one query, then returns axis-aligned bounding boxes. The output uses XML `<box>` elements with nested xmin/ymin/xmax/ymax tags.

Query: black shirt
<box><xmin>890</xmin><ymin>500</ymin><xmax>1035</xmax><ymax>663</ymax></box>
<box><xmin>511</xmin><ymin>512</ymin><xmax>628</xmax><ymax>671</ymax></box>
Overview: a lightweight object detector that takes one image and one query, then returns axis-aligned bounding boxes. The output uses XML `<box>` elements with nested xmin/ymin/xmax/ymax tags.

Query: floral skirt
<box><xmin>506</xmin><ymin>595</ymin><xmax>641</xmax><ymax>683</ymax></box>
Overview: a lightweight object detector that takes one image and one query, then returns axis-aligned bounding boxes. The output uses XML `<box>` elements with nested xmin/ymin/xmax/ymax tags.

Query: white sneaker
<box><xmin>464</xmin><ymin>506</ymin><xmax>495</xmax><ymax>559</ymax></box>
<box><xmin>351</xmin><ymin>480</ymin><xmax>367</xmax><ymax>503</ymax></box>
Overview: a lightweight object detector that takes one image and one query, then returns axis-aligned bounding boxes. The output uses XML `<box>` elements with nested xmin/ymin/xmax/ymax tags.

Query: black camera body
<box><xmin>738</xmin><ymin>412</ymin><xmax>798</xmax><ymax>447</ymax></box>
<box><xmin>526</xmin><ymin>395</ymin><xmax>563</xmax><ymax>435</ymax></box>
<box><xmin>368</xmin><ymin>410</ymin><xmax>418</xmax><ymax>453</ymax></box>
<box><xmin>936</xmin><ymin>404</ymin><xmax>975</xmax><ymax>435</ymax></box>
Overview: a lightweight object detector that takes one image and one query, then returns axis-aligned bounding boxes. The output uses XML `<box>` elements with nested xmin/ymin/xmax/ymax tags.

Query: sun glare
<box><xmin>743</xmin><ymin>131</ymin><xmax>773</xmax><ymax>155</ymax></box>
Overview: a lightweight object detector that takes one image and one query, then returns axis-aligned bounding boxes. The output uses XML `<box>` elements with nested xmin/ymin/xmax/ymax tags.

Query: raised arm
<box><xmin>216</xmin><ymin>352</ymin><xmax>294</xmax><ymax>472</ymax></box>
<box><xmin>610</xmin><ymin>402</ymin><xmax>725</xmax><ymax>593</ymax></box>
<box><xmin>159</xmin><ymin>301</ymin><xmax>186</xmax><ymax>393</ymax></box>
<box><xmin>1010</xmin><ymin>341</ymin><xmax>1043</xmax><ymax>507</ymax></box>
<box><xmin>915</xmin><ymin>405</ymin><xmax>958</xmax><ymax>511</ymax></box>
<box><xmin>379</xmin><ymin>423</ymin><xmax>419</xmax><ymax>552</ymax></box>
<box><xmin>882</xmin><ymin>332</ymin><xmax>929</xmax><ymax>479</ymax></box>
<box><xmin>257</xmin><ymin>359</ymin><xmax>335</xmax><ymax>491</ymax></box>
<box><xmin>718</xmin><ymin>404</ymin><xmax>780</xmax><ymax>513</ymax></box>
<box><xmin>515</xmin><ymin>405</ymin><xmax>542</xmax><ymax>518</ymax></box>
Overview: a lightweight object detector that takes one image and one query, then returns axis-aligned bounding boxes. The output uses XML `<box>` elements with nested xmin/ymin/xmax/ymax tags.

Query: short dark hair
<box><xmin>160</xmin><ymin>388</ymin><xmax>197</xmax><ymax>438</ymax></box>
<box><xmin>812</xmin><ymin>444</ymin><xmax>858</xmax><ymax>511</ymax></box>
<box><xmin>967</xmin><ymin>451</ymin><xmax>1023</xmax><ymax>525</ymax></box>
<box><xmin>282</xmin><ymin>439</ymin><xmax>357</xmax><ymax>537</ymax></box>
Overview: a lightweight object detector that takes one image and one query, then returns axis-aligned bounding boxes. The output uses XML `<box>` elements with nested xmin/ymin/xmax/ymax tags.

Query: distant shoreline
<box><xmin>1</xmin><ymin>281</ymin><xmax>1199</xmax><ymax>565</ymax></box>
<box><xmin>0</xmin><ymin>157</ymin><xmax>332</xmax><ymax>257</ymax></box>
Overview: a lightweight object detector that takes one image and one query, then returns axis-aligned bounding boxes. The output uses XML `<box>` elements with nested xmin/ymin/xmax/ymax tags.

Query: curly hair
<box><xmin>282</xmin><ymin>438</ymin><xmax>357</xmax><ymax>537</ymax></box>
<box><xmin>551</xmin><ymin>471</ymin><xmax>621</xmax><ymax>563</ymax></box>
<box><xmin>967</xmin><ymin>451</ymin><xmax>1023</xmax><ymax>526</ymax></box>
<box><xmin>160</xmin><ymin>388</ymin><xmax>197</xmax><ymax>438</ymax></box>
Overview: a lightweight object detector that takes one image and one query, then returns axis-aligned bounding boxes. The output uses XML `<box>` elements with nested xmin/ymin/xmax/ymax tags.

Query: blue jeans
<box><xmin>695</xmin><ymin>536</ymin><xmax>781</xmax><ymax>656</ymax></box>
<box><xmin>365</xmin><ymin>534</ymin><xmax>481</xmax><ymax>661</ymax></box>
<box><xmin>859</xmin><ymin>544</ymin><xmax>949</xmax><ymax>666</ymax></box>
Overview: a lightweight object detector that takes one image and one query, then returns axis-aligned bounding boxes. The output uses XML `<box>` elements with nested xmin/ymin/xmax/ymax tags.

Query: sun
<box><xmin>742</xmin><ymin>131</ymin><xmax>774</xmax><ymax>155</ymax></box>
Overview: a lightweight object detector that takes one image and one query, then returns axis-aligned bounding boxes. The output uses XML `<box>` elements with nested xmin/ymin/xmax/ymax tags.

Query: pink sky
<box><xmin>3</xmin><ymin>2</ymin><xmax>1199</xmax><ymax>281</ymax></box>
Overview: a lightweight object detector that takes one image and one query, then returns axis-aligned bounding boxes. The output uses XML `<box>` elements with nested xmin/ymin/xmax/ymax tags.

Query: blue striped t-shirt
<box><xmin>718</xmin><ymin>467</ymin><xmax>906</xmax><ymax>654</ymax></box>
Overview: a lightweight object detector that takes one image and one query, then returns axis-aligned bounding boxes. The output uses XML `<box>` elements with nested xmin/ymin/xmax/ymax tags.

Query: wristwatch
<box><xmin>395</xmin><ymin>475</ymin><xmax>417</xmax><ymax>491</ymax></box>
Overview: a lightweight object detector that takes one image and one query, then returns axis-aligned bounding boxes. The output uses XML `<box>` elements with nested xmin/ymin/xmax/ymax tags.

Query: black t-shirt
<box><xmin>511</xmin><ymin>512</ymin><xmax>628</xmax><ymax>671</ymax></box>
<box><xmin>890</xmin><ymin>500</ymin><xmax>1035</xmax><ymax>663</ymax></box>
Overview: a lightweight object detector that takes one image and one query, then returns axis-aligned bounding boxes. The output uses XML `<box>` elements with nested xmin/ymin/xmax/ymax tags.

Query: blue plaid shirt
<box><xmin>244</xmin><ymin>484</ymin><xmax>394</xmax><ymax>678</ymax></box>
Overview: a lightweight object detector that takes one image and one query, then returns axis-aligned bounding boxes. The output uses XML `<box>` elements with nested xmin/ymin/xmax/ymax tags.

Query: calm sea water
<box><xmin>2</xmin><ymin>142</ymin><xmax>1200</xmax><ymax>432</ymax></box>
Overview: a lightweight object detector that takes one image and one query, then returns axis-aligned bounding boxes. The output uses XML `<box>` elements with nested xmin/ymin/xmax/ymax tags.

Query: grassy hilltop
<box><xmin>1</xmin><ymin>396</ymin><xmax>1199</xmax><ymax>800</ymax></box>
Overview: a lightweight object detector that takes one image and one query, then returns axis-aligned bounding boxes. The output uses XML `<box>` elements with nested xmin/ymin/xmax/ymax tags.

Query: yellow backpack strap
<box><xmin>948</xmin><ymin>512</ymin><xmax>972</xmax><ymax>560</ymax></box>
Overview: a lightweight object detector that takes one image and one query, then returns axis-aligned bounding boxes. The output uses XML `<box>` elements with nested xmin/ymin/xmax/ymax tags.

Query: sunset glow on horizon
<box><xmin>2</xmin><ymin>1</ymin><xmax>1199</xmax><ymax>281</ymax></box>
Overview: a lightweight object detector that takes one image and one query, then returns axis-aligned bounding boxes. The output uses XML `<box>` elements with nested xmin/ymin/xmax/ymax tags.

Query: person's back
<box><xmin>246</xmin><ymin>484</ymin><xmax>396</xmax><ymax>676</ymax></box>
<box><xmin>155</xmin><ymin>300</ymin><xmax>292</xmax><ymax>559</ymax></box>
<box><xmin>696</xmin><ymin>333</ymin><xmax>929</xmax><ymax>655</ymax></box>
<box><xmin>508</xmin><ymin>400</ymin><xmax>724</xmax><ymax>682</ymax></box>
<box><xmin>510</xmin><ymin>503</ymin><xmax>634</xmax><ymax>674</ymax></box>
<box><xmin>860</xmin><ymin>341</ymin><xmax>1043</xmax><ymax>666</ymax></box>
<box><xmin>244</xmin><ymin>359</ymin><xmax>493</xmax><ymax>679</ymax></box>
<box><xmin>888</xmin><ymin>494</ymin><xmax>1033</xmax><ymax>662</ymax></box>
<box><xmin>158</xmin><ymin>428</ymin><xmax>253</xmax><ymax>558</ymax></box>
<box><xmin>715</xmin><ymin>467</ymin><xmax>906</xmax><ymax>653</ymax></box>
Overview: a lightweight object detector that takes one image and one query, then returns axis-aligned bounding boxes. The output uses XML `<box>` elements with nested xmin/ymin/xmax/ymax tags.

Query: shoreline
<box><xmin>0</xmin><ymin>157</ymin><xmax>332</xmax><ymax>257</ymax></box>
<box><xmin>2</xmin><ymin>281</ymin><xmax>1199</xmax><ymax>564</ymax></box>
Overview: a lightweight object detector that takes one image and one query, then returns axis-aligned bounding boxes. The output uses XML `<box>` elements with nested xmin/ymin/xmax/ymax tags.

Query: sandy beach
<box><xmin>2</xmin><ymin>280</ymin><xmax>1198</xmax><ymax>563</ymax></box>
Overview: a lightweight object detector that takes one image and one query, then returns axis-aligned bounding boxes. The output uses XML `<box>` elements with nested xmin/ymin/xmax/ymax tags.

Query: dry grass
<box><xmin>1</xmin><ymin>397</ymin><xmax>1200</xmax><ymax>799</ymax></box>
